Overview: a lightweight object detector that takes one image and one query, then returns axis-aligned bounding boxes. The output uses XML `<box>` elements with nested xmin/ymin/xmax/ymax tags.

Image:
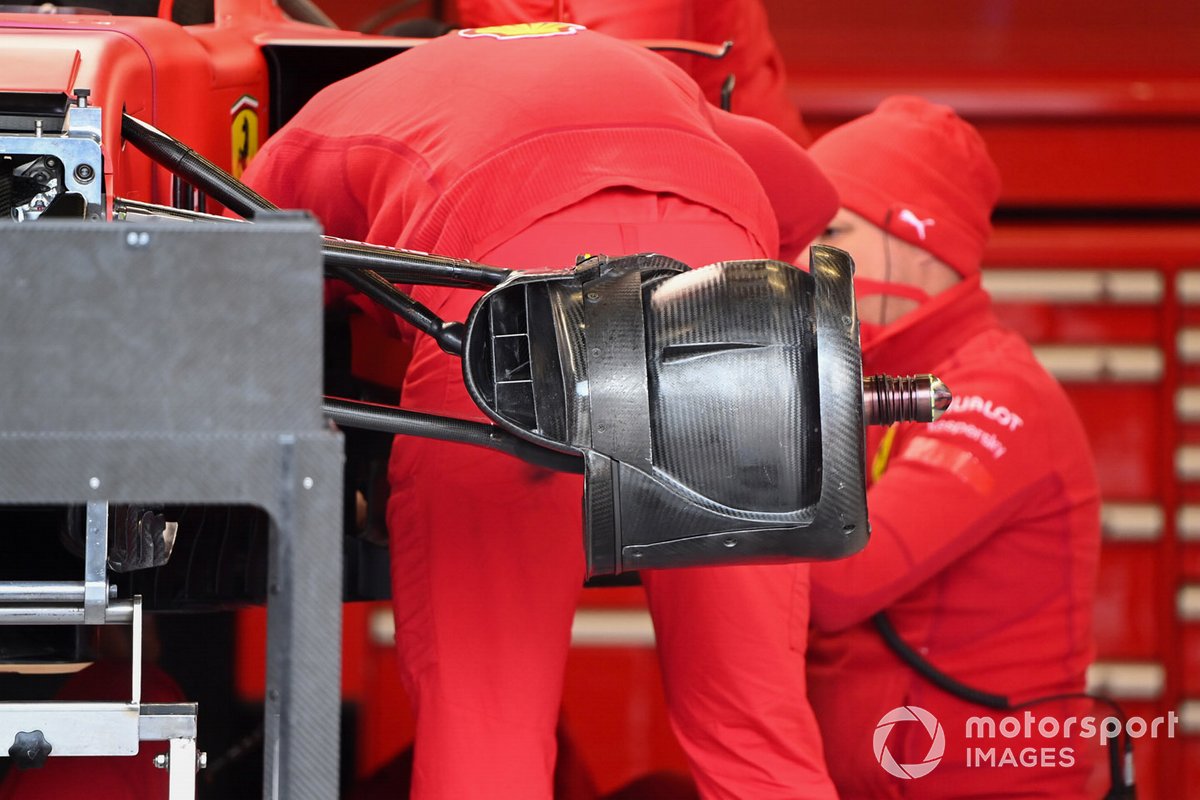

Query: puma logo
<box><xmin>898</xmin><ymin>209</ymin><xmax>936</xmax><ymax>241</ymax></box>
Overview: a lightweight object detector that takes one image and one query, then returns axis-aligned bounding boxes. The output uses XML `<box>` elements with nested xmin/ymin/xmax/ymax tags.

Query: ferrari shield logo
<box><xmin>231</xmin><ymin>95</ymin><xmax>260</xmax><ymax>180</ymax></box>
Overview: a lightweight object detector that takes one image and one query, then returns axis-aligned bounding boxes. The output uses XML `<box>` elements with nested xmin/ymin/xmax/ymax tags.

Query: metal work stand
<box><xmin>0</xmin><ymin>220</ymin><xmax>344</xmax><ymax>799</ymax></box>
<box><xmin>0</xmin><ymin>503</ymin><xmax>201</xmax><ymax>797</ymax></box>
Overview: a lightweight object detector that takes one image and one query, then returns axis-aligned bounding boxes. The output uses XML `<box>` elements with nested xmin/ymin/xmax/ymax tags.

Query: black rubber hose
<box><xmin>326</xmin><ymin>264</ymin><xmax>465</xmax><ymax>355</ymax></box>
<box><xmin>123</xmin><ymin>113</ymin><xmax>510</xmax><ymax>288</ymax></box>
<box><xmin>112</xmin><ymin>197</ymin><xmax>470</xmax><ymax>355</ymax></box>
<box><xmin>323</xmin><ymin>237</ymin><xmax>510</xmax><ymax>288</ymax></box>
<box><xmin>873</xmin><ymin>611</ymin><xmax>1135</xmax><ymax>799</ymax></box>
<box><xmin>121</xmin><ymin>115</ymin><xmax>506</xmax><ymax>351</ymax></box>
<box><xmin>873</xmin><ymin>612</ymin><xmax>1011</xmax><ymax>709</ymax></box>
<box><xmin>323</xmin><ymin>397</ymin><xmax>584</xmax><ymax>474</ymax></box>
<box><xmin>112</xmin><ymin>198</ymin><xmax>508</xmax><ymax>288</ymax></box>
<box><xmin>121</xmin><ymin>114</ymin><xmax>276</xmax><ymax>219</ymax></box>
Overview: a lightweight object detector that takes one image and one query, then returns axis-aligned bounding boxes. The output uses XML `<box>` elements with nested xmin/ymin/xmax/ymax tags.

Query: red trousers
<box><xmin>388</xmin><ymin>189</ymin><xmax>835</xmax><ymax>799</ymax></box>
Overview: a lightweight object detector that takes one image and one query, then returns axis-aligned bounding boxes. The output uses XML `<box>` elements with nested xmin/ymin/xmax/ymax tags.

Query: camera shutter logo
<box><xmin>874</xmin><ymin>706</ymin><xmax>946</xmax><ymax>779</ymax></box>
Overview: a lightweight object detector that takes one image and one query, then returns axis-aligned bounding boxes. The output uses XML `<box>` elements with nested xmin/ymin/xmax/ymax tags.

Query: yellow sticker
<box><xmin>231</xmin><ymin>95</ymin><xmax>259</xmax><ymax>180</ymax></box>
<box><xmin>458</xmin><ymin>22</ymin><xmax>585</xmax><ymax>40</ymax></box>
<box><xmin>870</xmin><ymin>424</ymin><xmax>899</xmax><ymax>484</ymax></box>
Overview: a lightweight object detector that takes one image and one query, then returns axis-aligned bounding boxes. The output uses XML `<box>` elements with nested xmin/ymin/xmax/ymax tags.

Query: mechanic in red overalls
<box><xmin>805</xmin><ymin>96</ymin><xmax>1102</xmax><ymax>798</ymax></box>
<box><xmin>244</xmin><ymin>26</ymin><xmax>839</xmax><ymax>799</ymax></box>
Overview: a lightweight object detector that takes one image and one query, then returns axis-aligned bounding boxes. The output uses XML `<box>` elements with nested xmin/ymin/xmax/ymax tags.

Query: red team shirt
<box><xmin>244</xmin><ymin>25</ymin><xmax>798</xmax><ymax>265</ymax></box>
<box><xmin>808</xmin><ymin>278</ymin><xmax>1102</xmax><ymax>799</ymax></box>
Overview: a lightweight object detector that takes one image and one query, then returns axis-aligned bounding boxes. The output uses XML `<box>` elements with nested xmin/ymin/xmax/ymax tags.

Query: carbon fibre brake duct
<box><xmin>120</xmin><ymin>113</ymin><xmax>950</xmax><ymax>576</ymax></box>
<box><xmin>461</xmin><ymin>249</ymin><xmax>871</xmax><ymax>576</ymax></box>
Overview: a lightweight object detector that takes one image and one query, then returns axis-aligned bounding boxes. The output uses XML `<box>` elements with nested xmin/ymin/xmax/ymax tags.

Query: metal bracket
<box><xmin>83</xmin><ymin>502</ymin><xmax>110</xmax><ymax>624</ymax></box>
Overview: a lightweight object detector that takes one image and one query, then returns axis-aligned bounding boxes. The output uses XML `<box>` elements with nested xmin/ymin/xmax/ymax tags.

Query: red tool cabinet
<box><xmin>982</xmin><ymin>223</ymin><xmax>1200</xmax><ymax>797</ymax></box>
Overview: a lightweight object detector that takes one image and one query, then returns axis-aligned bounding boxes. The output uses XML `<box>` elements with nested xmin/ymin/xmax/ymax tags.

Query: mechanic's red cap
<box><xmin>809</xmin><ymin>95</ymin><xmax>1000</xmax><ymax>277</ymax></box>
<box><xmin>710</xmin><ymin>107</ymin><xmax>838</xmax><ymax>262</ymax></box>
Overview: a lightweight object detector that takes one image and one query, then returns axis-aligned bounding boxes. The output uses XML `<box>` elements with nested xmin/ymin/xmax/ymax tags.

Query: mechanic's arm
<box><xmin>809</xmin><ymin>400</ymin><xmax>1050</xmax><ymax>632</ymax></box>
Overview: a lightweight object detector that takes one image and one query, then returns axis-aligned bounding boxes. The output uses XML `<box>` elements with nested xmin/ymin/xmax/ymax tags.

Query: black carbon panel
<box><xmin>645</xmin><ymin>260</ymin><xmax>820</xmax><ymax>513</ymax></box>
<box><xmin>804</xmin><ymin>245</ymin><xmax>870</xmax><ymax>557</ymax></box>
<box><xmin>583</xmin><ymin>263</ymin><xmax>653</xmax><ymax>467</ymax></box>
<box><xmin>620</xmin><ymin>246</ymin><xmax>868</xmax><ymax>569</ymax></box>
<box><xmin>547</xmin><ymin>280</ymin><xmax>590</xmax><ymax>448</ymax></box>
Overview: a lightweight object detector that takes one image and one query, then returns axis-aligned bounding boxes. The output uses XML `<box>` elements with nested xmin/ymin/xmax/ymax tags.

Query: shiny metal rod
<box><xmin>0</xmin><ymin>581</ymin><xmax>87</xmax><ymax>603</ymax></box>
<box><xmin>0</xmin><ymin>599</ymin><xmax>135</xmax><ymax>625</ymax></box>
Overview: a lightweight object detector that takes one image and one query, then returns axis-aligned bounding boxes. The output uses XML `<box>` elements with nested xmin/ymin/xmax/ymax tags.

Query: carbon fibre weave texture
<box><xmin>0</xmin><ymin>221</ymin><xmax>324</xmax><ymax>435</ymax></box>
<box><xmin>645</xmin><ymin>260</ymin><xmax>820</xmax><ymax>513</ymax></box>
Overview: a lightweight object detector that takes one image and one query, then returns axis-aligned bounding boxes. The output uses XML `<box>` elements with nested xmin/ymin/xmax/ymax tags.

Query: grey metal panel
<box><xmin>0</xmin><ymin>221</ymin><xmax>323</xmax><ymax>434</ymax></box>
<box><xmin>0</xmin><ymin>433</ymin><xmax>337</xmax><ymax>514</ymax></box>
<box><xmin>0</xmin><ymin>221</ymin><xmax>343</xmax><ymax>800</ymax></box>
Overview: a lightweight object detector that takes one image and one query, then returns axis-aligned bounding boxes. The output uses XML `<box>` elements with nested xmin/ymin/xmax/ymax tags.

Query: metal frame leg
<box><xmin>262</xmin><ymin>436</ymin><xmax>343</xmax><ymax>800</ymax></box>
<box><xmin>166</xmin><ymin>737</ymin><xmax>198</xmax><ymax>800</ymax></box>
